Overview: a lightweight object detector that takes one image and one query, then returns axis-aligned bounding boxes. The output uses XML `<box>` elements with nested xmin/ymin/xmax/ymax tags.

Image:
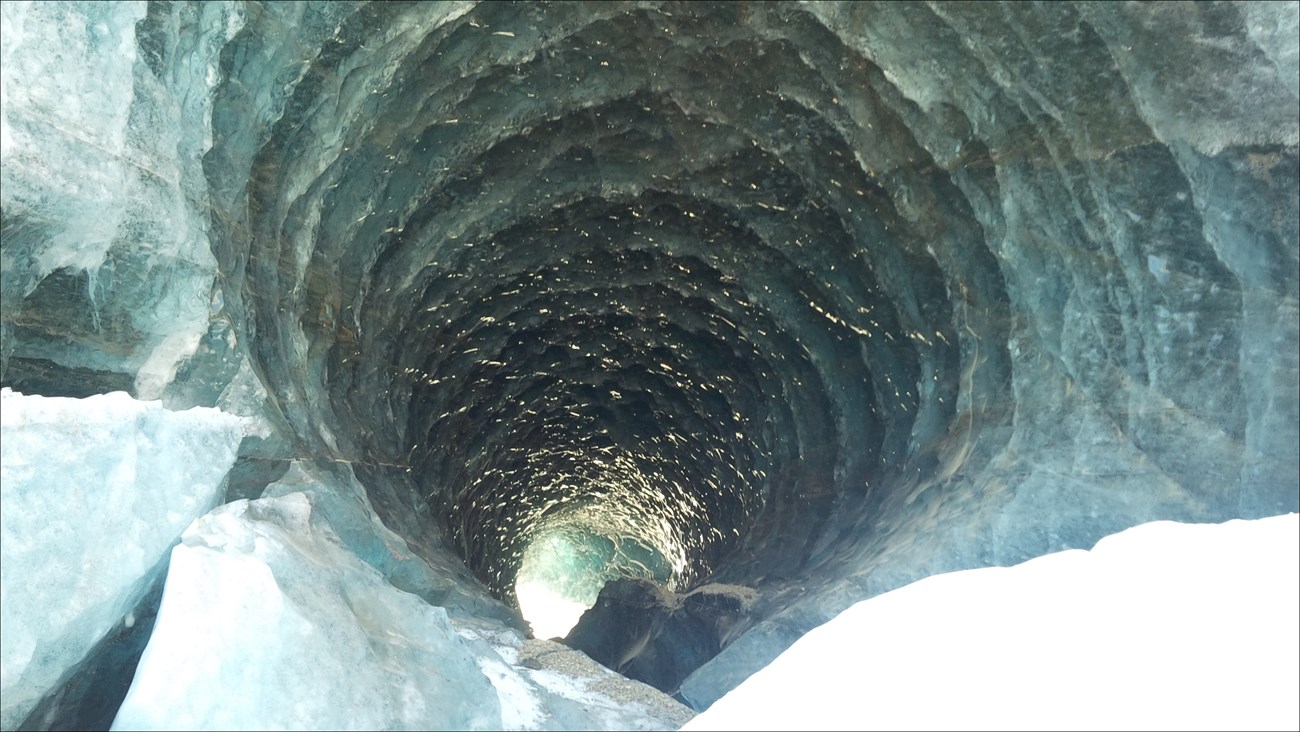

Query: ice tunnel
<box><xmin>1</xmin><ymin>1</ymin><xmax>1297</xmax><ymax>729</ymax></box>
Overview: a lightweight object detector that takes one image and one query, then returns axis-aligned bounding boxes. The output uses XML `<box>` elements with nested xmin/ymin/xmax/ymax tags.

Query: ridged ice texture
<box><xmin>0</xmin><ymin>1</ymin><xmax>243</xmax><ymax>400</ymax></box>
<box><xmin>3</xmin><ymin>0</ymin><xmax>1297</xmax><ymax>705</ymax></box>
<box><xmin>202</xmin><ymin>0</ymin><xmax>1297</xmax><ymax>608</ymax></box>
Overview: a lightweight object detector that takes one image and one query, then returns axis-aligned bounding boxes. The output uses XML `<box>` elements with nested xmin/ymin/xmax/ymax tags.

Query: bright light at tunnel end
<box><xmin>513</xmin><ymin>530</ymin><xmax>608</xmax><ymax>639</ymax></box>
<box><xmin>514</xmin><ymin>578</ymin><xmax>594</xmax><ymax>640</ymax></box>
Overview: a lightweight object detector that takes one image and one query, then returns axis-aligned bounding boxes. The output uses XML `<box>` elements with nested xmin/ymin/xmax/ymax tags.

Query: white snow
<box><xmin>685</xmin><ymin>513</ymin><xmax>1300</xmax><ymax>732</ymax></box>
<box><xmin>0</xmin><ymin>388</ymin><xmax>244</xmax><ymax>730</ymax></box>
<box><xmin>479</xmin><ymin>653</ymin><xmax>548</xmax><ymax>730</ymax></box>
<box><xmin>0</xmin><ymin>1</ymin><xmax>243</xmax><ymax>397</ymax></box>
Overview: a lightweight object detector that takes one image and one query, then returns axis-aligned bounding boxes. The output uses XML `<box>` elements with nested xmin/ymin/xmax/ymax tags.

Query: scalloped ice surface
<box><xmin>0</xmin><ymin>0</ymin><xmax>1297</xmax><ymax>728</ymax></box>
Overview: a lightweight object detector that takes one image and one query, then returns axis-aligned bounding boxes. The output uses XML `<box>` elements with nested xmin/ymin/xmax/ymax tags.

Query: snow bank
<box><xmin>685</xmin><ymin>513</ymin><xmax>1300</xmax><ymax>731</ymax></box>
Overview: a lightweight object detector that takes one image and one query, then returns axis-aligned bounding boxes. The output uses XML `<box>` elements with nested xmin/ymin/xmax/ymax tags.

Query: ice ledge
<box><xmin>114</xmin><ymin>485</ymin><xmax>693</xmax><ymax>731</ymax></box>
<box><xmin>0</xmin><ymin>388</ymin><xmax>245</xmax><ymax>730</ymax></box>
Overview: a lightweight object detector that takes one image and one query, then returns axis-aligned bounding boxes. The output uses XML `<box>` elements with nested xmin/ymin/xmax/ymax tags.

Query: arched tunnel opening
<box><xmin>1</xmin><ymin>0</ymin><xmax>1296</xmax><ymax>724</ymax></box>
<box><xmin>205</xmin><ymin>0</ymin><xmax>1295</xmax><ymax>695</ymax></box>
<box><xmin>222</xmin><ymin>1</ymin><xmax>1003</xmax><ymax>682</ymax></box>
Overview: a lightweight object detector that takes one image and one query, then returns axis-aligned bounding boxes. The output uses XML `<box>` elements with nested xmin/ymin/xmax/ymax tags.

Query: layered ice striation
<box><xmin>0</xmin><ymin>0</ymin><xmax>242</xmax><ymax>401</ymax></box>
<box><xmin>0</xmin><ymin>388</ymin><xmax>243</xmax><ymax>729</ymax></box>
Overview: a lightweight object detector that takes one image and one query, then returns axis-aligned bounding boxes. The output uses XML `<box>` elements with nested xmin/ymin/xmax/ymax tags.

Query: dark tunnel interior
<box><xmin>221</xmin><ymin>1</ymin><xmax>1007</xmax><ymax>676</ymax></box>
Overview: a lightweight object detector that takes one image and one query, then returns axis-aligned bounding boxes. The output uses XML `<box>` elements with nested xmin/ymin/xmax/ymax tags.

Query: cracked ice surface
<box><xmin>0</xmin><ymin>388</ymin><xmax>244</xmax><ymax>729</ymax></box>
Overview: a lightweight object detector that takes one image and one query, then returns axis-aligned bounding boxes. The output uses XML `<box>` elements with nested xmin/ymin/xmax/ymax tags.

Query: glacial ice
<box><xmin>113</xmin><ymin>467</ymin><xmax>693</xmax><ymax>731</ymax></box>
<box><xmin>0</xmin><ymin>0</ymin><xmax>239</xmax><ymax>399</ymax></box>
<box><xmin>111</xmin><ymin>491</ymin><xmax>505</xmax><ymax>731</ymax></box>
<box><xmin>685</xmin><ymin>513</ymin><xmax>1300</xmax><ymax>731</ymax></box>
<box><xmin>0</xmin><ymin>388</ymin><xmax>244</xmax><ymax>730</ymax></box>
<box><xmin>0</xmin><ymin>0</ymin><xmax>1296</xmax><ymax>727</ymax></box>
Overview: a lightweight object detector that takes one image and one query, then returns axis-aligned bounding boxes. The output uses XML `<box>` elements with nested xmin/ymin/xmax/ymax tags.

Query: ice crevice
<box><xmin>0</xmin><ymin>2</ymin><xmax>1296</xmax><ymax>730</ymax></box>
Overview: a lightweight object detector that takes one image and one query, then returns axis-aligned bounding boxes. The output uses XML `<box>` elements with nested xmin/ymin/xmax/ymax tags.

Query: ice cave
<box><xmin>1</xmin><ymin>1</ymin><xmax>1297</xmax><ymax>730</ymax></box>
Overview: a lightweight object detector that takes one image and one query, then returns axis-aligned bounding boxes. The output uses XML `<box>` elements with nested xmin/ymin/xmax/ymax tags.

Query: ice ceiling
<box><xmin>229</xmin><ymin>2</ymin><xmax>925</xmax><ymax>609</ymax></box>
<box><xmin>2</xmin><ymin>0</ymin><xmax>1298</xmax><ymax>714</ymax></box>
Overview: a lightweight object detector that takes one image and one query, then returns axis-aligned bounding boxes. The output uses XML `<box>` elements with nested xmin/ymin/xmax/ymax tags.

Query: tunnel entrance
<box><xmin>222</xmin><ymin>0</ymin><xmax>997</xmax><ymax>694</ymax></box>
<box><xmin>202</xmin><ymin>0</ymin><xmax>1297</xmax><ymax>704</ymax></box>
